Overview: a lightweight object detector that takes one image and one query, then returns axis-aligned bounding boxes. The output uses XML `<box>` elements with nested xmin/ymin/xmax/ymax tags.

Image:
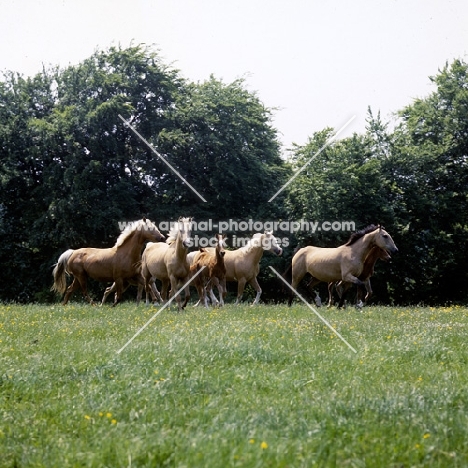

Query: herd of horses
<box><xmin>51</xmin><ymin>218</ymin><xmax>398</xmax><ymax>309</ymax></box>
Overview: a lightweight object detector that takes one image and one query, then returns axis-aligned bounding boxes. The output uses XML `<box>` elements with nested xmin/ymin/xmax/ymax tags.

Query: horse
<box><xmin>190</xmin><ymin>234</ymin><xmax>227</xmax><ymax>307</ymax></box>
<box><xmin>51</xmin><ymin>218</ymin><xmax>165</xmax><ymax>306</ymax></box>
<box><xmin>204</xmin><ymin>231</ymin><xmax>283</xmax><ymax>305</ymax></box>
<box><xmin>141</xmin><ymin>217</ymin><xmax>193</xmax><ymax>310</ymax></box>
<box><xmin>327</xmin><ymin>246</ymin><xmax>391</xmax><ymax>308</ymax></box>
<box><xmin>288</xmin><ymin>225</ymin><xmax>398</xmax><ymax>308</ymax></box>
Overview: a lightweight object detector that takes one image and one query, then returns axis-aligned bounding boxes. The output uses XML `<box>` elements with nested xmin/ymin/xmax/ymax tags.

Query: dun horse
<box><xmin>327</xmin><ymin>246</ymin><xmax>391</xmax><ymax>308</ymax></box>
<box><xmin>190</xmin><ymin>234</ymin><xmax>227</xmax><ymax>307</ymax></box>
<box><xmin>141</xmin><ymin>217</ymin><xmax>192</xmax><ymax>310</ymax></box>
<box><xmin>289</xmin><ymin>225</ymin><xmax>398</xmax><ymax>307</ymax></box>
<box><xmin>51</xmin><ymin>218</ymin><xmax>165</xmax><ymax>306</ymax></box>
<box><xmin>205</xmin><ymin>231</ymin><xmax>283</xmax><ymax>305</ymax></box>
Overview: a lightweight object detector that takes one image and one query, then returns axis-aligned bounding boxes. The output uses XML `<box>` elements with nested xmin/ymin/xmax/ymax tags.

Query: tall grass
<box><xmin>1</xmin><ymin>302</ymin><xmax>467</xmax><ymax>467</ymax></box>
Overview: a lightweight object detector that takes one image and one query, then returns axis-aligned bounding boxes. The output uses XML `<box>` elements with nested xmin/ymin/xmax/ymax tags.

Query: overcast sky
<box><xmin>2</xmin><ymin>0</ymin><xmax>468</xmax><ymax>151</ymax></box>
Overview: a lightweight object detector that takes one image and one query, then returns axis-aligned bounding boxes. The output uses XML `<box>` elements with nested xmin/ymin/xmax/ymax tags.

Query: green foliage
<box><xmin>285</xmin><ymin>61</ymin><xmax>468</xmax><ymax>304</ymax></box>
<box><xmin>0</xmin><ymin>46</ymin><xmax>467</xmax><ymax>305</ymax></box>
<box><xmin>389</xmin><ymin>60</ymin><xmax>468</xmax><ymax>303</ymax></box>
<box><xmin>0</xmin><ymin>45</ymin><xmax>287</xmax><ymax>301</ymax></box>
<box><xmin>156</xmin><ymin>76</ymin><xmax>289</xmax><ymax>220</ymax></box>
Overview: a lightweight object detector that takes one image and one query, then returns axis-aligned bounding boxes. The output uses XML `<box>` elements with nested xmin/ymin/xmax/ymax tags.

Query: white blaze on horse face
<box><xmin>178</xmin><ymin>217</ymin><xmax>193</xmax><ymax>248</ymax></box>
<box><xmin>216</xmin><ymin>234</ymin><xmax>226</xmax><ymax>255</ymax></box>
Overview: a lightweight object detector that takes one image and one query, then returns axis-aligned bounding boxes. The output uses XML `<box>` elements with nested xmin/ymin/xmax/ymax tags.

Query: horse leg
<box><xmin>160</xmin><ymin>280</ymin><xmax>170</xmax><ymax>302</ymax></box>
<box><xmin>75</xmin><ymin>275</ymin><xmax>95</xmax><ymax>305</ymax></box>
<box><xmin>337</xmin><ymin>282</ymin><xmax>353</xmax><ymax>309</ymax></box>
<box><xmin>248</xmin><ymin>277</ymin><xmax>262</xmax><ymax>305</ymax></box>
<box><xmin>210</xmin><ymin>278</ymin><xmax>221</xmax><ymax>306</ymax></box>
<box><xmin>181</xmin><ymin>282</ymin><xmax>191</xmax><ymax>308</ymax></box>
<box><xmin>136</xmin><ymin>282</ymin><xmax>143</xmax><ymax>305</ymax></box>
<box><xmin>193</xmin><ymin>274</ymin><xmax>206</xmax><ymax>308</ymax></box>
<box><xmin>168</xmin><ymin>276</ymin><xmax>183</xmax><ymax>311</ymax></box>
<box><xmin>289</xmin><ymin>263</ymin><xmax>308</xmax><ymax>306</ymax></box>
<box><xmin>112</xmin><ymin>279</ymin><xmax>124</xmax><ymax>307</ymax></box>
<box><xmin>62</xmin><ymin>278</ymin><xmax>81</xmax><ymax>305</ymax></box>
<box><xmin>221</xmin><ymin>278</ymin><xmax>227</xmax><ymax>301</ymax></box>
<box><xmin>141</xmin><ymin>265</ymin><xmax>155</xmax><ymax>306</ymax></box>
<box><xmin>101</xmin><ymin>282</ymin><xmax>116</xmax><ymax>305</ymax></box>
<box><xmin>327</xmin><ymin>282</ymin><xmax>335</xmax><ymax>308</ymax></box>
<box><xmin>235</xmin><ymin>278</ymin><xmax>247</xmax><ymax>304</ymax></box>
<box><xmin>359</xmin><ymin>278</ymin><xmax>372</xmax><ymax>307</ymax></box>
<box><xmin>203</xmin><ymin>284</ymin><xmax>210</xmax><ymax>308</ymax></box>
<box><xmin>151</xmin><ymin>281</ymin><xmax>163</xmax><ymax>303</ymax></box>
<box><xmin>204</xmin><ymin>278</ymin><xmax>218</xmax><ymax>307</ymax></box>
<box><xmin>142</xmin><ymin>277</ymin><xmax>162</xmax><ymax>306</ymax></box>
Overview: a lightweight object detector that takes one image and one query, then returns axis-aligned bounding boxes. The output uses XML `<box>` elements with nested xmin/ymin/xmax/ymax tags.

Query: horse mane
<box><xmin>345</xmin><ymin>224</ymin><xmax>378</xmax><ymax>246</ymax></box>
<box><xmin>166</xmin><ymin>217</ymin><xmax>192</xmax><ymax>245</ymax></box>
<box><xmin>240</xmin><ymin>233</ymin><xmax>264</xmax><ymax>252</ymax></box>
<box><xmin>115</xmin><ymin>219</ymin><xmax>149</xmax><ymax>247</ymax></box>
<box><xmin>166</xmin><ymin>224</ymin><xmax>180</xmax><ymax>245</ymax></box>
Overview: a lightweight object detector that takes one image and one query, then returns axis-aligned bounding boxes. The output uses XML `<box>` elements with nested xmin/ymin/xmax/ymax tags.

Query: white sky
<box><xmin>2</xmin><ymin>0</ymin><xmax>468</xmax><ymax>152</ymax></box>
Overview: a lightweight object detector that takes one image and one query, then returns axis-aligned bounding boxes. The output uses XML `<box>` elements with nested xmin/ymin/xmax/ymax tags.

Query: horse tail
<box><xmin>51</xmin><ymin>249</ymin><xmax>74</xmax><ymax>294</ymax></box>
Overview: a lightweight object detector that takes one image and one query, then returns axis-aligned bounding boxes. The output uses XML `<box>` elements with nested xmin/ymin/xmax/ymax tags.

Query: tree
<box><xmin>0</xmin><ymin>45</ymin><xmax>289</xmax><ymax>301</ymax></box>
<box><xmin>0</xmin><ymin>45</ymin><xmax>182</xmax><ymax>301</ymax></box>
<box><xmin>388</xmin><ymin>59</ymin><xmax>468</xmax><ymax>303</ymax></box>
<box><xmin>153</xmin><ymin>76</ymin><xmax>289</xmax><ymax>221</ymax></box>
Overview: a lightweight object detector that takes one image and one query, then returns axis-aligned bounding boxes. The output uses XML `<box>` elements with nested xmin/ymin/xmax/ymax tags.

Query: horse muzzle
<box><xmin>386</xmin><ymin>246</ymin><xmax>398</xmax><ymax>258</ymax></box>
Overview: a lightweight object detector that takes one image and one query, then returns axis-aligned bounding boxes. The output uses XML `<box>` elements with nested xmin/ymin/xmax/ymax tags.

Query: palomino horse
<box><xmin>51</xmin><ymin>218</ymin><xmax>165</xmax><ymax>306</ymax></box>
<box><xmin>141</xmin><ymin>217</ymin><xmax>193</xmax><ymax>310</ymax></box>
<box><xmin>289</xmin><ymin>225</ymin><xmax>398</xmax><ymax>307</ymax></box>
<box><xmin>205</xmin><ymin>231</ymin><xmax>283</xmax><ymax>305</ymax></box>
<box><xmin>327</xmin><ymin>246</ymin><xmax>391</xmax><ymax>308</ymax></box>
<box><xmin>190</xmin><ymin>234</ymin><xmax>227</xmax><ymax>307</ymax></box>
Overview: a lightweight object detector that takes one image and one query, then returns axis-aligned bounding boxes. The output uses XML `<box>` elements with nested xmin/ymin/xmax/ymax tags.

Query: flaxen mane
<box><xmin>166</xmin><ymin>217</ymin><xmax>192</xmax><ymax>245</ymax></box>
<box><xmin>240</xmin><ymin>233</ymin><xmax>263</xmax><ymax>253</ymax></box>
<box><xmin>345</xmin><ymin>225</ymin><xmax>379</xmax><ymax>246</ymax></box>
<box><xmin>115</xmin><ymin>219</ymin><xmax>149</xmax><ymax>248</ymax></box>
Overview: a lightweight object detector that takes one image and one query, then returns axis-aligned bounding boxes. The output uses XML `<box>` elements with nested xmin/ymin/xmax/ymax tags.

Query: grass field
<box><xmin>1</xmin><ymin>301</ymin><xmax>468</xmax><ymax>467</ymax></box>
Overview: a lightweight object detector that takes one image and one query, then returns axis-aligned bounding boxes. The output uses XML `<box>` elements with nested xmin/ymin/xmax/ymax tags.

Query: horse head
<box><xmin>216</xmin><ymin>234</ymin><xmax>227</xmax><ymax>257</ymax></box>
<box><xmin>177</xmin><ymin>217</ymin><xmax>193</xmax><ymax>248</ymax></box>
<box><xmin>374</xmin><ymin>226</ymin><xmax>398</xmax><ymax>257</ymax></box>
<box><xmin>141</xmin><ymin>218</ymin><xmax>165</xmax><ymax>242</ymax></box>
<box><xmin>260</xmin><ymin>231</ymin><xmax>283</xmax><ymax>256</ymax></box>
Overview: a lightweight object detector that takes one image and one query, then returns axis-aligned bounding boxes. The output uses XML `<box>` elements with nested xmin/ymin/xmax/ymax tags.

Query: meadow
<box><xmin>1</xmin><ymin>301</ymin><xmax>467</xmax><ymax>467</ymax></box>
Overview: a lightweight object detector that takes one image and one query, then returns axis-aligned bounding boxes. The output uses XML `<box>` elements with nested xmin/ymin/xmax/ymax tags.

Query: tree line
<box><xmin>0</xmin><ymin>45</ymin><xmax>467</xmax><ymax>304</ymax></box>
